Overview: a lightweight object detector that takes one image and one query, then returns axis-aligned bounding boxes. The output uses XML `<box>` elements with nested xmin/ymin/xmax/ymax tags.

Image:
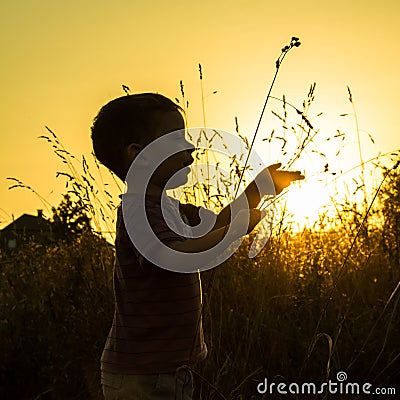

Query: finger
<box><xmin>291</xmin><ymin>175</ymin><xmax>305</xmax><ymax>183</ymax></box>
<box><xmin>268</xmin><ymin>162</ymin><xmax>282</xmax><ymax>170</ymax></box>
<box><xmin>289</xmin><ymin>171</ymin><xmax>305</xmax><ymax>180</ymax></box>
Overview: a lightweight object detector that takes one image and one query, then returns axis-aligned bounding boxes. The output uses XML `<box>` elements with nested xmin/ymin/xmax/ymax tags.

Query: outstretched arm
<box><xmin>213</xmin><ymin>163</ymin><xmax>304</xmax><ymax>229</ymax></box>
<box><xmin>168</xmin><ymin>208</ymin><xmax>265</xmax><ymax>253</ymax></box>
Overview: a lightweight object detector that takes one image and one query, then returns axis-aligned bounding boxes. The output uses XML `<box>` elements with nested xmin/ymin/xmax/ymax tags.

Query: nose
<box><xmin>186</xmin><ymin>140</ymin><xmax>195</xmax><ymax>154</ymax></box>
<box><xmin>185</xmin><ymin>140</ymin><xmax>195</xmax><ymax>160</ymax></box>
<box><xmin>185</xmin><ymin>149</ymin><xmax>194</xmax><ymax>165</ymax></box>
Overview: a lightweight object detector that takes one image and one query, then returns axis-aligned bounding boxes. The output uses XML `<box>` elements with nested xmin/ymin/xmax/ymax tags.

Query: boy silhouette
<box><xmin>91</xmin><ymin>93</ymin><xmax>303</xmax><ymax>400</ymax></box>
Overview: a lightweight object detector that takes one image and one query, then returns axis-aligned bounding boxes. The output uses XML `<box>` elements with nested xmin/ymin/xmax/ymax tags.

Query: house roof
<box><xmin>0</xmin><ymin>213</ymin><xmax>52</xmax><ymax>234</ymax></box>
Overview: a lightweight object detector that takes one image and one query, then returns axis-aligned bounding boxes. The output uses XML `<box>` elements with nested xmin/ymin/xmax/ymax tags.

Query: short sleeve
<box><xmin>120</xmin><ymin>195</ymin><xmax>187</xmax><ymax>269</ymax></box>
<box><xmin>179</xmin><ymin>202</ymin><xmax>217</xmax><ymax>227</ymax></box>
<box><xmin>145</xmin><ymin>202</ymin><xmax>186</xmax><ymax>244</ymax></box>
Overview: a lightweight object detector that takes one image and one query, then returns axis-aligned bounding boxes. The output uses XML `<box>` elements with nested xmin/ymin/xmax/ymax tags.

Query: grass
<box><xmin>1</xmin><ymin>202</ymin><xmax>399</xmax><ymax>399</ymax></box>
<box><xmin>0</xmin><ymin>233</ymin><xmax>114</xmax><ymax>399</ymax></box>
<box><xmin>2</xmin><ymin>38</ymin><xmax>400</xmax><ymax>398</ymax></box>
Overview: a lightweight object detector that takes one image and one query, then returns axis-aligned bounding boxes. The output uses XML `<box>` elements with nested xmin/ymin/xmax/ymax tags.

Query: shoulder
<box><xmin>179</xmin><ymin>202</ymin><xmax>216</xmax><ymax>226</ymax></box>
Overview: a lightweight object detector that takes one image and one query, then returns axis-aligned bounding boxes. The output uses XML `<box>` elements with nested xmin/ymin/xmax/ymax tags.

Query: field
<box><xmin>1</xmin><ymin>68</ymin><xmax>399</xmax><ymax>398</ymax></box>
<box><xmin>1</xmin><ymin>169</ymin><xmax>399</xmax><ymax>399</ymax></box>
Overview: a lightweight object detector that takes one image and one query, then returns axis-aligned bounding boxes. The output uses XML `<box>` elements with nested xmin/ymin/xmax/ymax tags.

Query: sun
<box><xmin>284</xmin><ymin>180</ymin><xmax>331</xmax><ymax>227</ymax></box>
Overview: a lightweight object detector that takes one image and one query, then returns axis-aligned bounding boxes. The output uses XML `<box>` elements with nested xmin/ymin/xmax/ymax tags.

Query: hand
<box><xmin>267</xmin><ymin>163</ymin><xmax>305</xmax><ymax>195</ymax></box>
<box><xmin>232</xmin><ymin>208</ymin><xmax>266</xmax><ymax>237</ymax></box>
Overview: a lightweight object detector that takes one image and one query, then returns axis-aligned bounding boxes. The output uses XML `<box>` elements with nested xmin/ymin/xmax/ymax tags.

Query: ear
<box><xmin>126</xmin><ymin>143</ymin><xmax>143</xmax><ymax>162</ymax></box>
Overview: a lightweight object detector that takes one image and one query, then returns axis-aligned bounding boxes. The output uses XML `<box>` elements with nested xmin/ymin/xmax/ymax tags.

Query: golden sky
<box><xmin>1</xmin><ymin>0</ymin><xmax>399</xmax><ymax>227</ymax></box>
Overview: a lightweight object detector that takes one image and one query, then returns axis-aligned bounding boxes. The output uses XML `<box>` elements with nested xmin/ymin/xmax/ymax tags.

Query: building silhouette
<box><xmin>0</xmin><ymin>210</ymin><xmax>52</xmax><ymax>251</ymax></box>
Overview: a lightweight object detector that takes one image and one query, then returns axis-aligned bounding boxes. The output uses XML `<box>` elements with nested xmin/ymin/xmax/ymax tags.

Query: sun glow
<box><xmin>284</xmin><ymin>180</ymin><xmax>331</xmax><ymax>227</ymax></box>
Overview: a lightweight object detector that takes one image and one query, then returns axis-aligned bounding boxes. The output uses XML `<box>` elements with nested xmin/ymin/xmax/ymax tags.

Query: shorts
<box><xmin>101</xmin><ymin>368</ymin><xmax>194</xmax><ymax>400</ymax></box>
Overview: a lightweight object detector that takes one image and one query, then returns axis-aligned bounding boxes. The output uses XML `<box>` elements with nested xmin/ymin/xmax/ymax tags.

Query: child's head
<box><xmin>91</xmin><ymin>93</ymin><xmax>187</xmax><ymax>181</ymax></box>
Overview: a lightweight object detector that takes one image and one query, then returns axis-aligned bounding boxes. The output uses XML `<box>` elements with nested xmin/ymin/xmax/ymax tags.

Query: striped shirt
<box><xmin>101</xmin><ymin>195</ymin><xmax>209</xmax><ymax>374</ymax></box>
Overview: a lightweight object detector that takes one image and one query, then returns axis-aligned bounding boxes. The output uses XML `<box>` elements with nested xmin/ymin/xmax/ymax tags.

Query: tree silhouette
<box><xmin>51</xmin><ymin>193</ymin><xmax>91</xmax><ymax>242</ymax></box>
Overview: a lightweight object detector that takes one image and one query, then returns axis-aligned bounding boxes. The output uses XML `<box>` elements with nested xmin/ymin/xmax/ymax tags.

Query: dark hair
<box><xmin>91</xmin><ymin>93</ymin><xmax>183</xmax><ymax>179</ymax></box>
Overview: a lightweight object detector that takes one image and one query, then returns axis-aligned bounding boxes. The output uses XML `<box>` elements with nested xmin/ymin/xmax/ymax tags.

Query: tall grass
<box><xmin>1</xmin><ymin>191</ymin><xmax>399</xmax><ymax>399</ymax></box>
<box><xmin>0</xmin><ymin>233</ymin><xmax>114</xmax><ymax>399</ymax></box>
<box><xmin>2</xmin><ymin>59</ymin><xmax>400</xmax><ymax>398</ymax></box>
